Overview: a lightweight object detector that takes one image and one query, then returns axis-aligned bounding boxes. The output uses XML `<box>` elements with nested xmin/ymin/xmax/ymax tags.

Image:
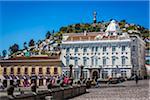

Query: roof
<box><xmin>7</xmin><ymin>55</ymin><xmax>59</xmax><ymax>60</ymax></box>
<box><xmin>0</xmin><ymin>56</ymin><xmax>61</xmax><ymax>66</ymax></box>
<box><xmin>64</xmin><ymin>32</ymin><xmax>105</xmax><ymax>41</ymax></box>
<box><xmin>63</xmin><ymin>32</ymin><xmax>129</xmax><ymax>42</ymax></box>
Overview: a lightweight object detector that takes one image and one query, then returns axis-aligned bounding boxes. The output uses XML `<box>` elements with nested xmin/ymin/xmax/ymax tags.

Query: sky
<box><xmin>0</xmin><ymin>1</ymin><xmax>149</xmax><ymax>54</ymax></box>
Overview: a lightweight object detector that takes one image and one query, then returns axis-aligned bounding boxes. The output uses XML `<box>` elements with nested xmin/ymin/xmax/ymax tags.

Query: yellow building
<box><xmin>0</xmin><ymin>55</ymin><xmax>62</xmax><ymax>87</ymax></box>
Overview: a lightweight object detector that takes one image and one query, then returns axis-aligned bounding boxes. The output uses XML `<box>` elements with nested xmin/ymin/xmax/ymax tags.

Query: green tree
<box><xmin>60</xmin><ymin>27</ymin><xmax>67</xmax><ymax>33</ymax></box>
<box><xmin>120</xmin><ymin>19</ymin><xmax>126</xmax><ymax>23</ymax></box>
<box><xmin>75</xmin><ymin>23</ymin><xmax>81</xmax><ymax>30</ymax></box>
<box><xmin>46</xmin><ymin>31</ymin><xmax>51</xmax><ymax>39</ymax></box>
<box><xmin>2</xmin><ymin>50</ymin><xmax>7</xmax><ymax>57</ymax></box>
<box><xmin>23</xmin><ymin>42</ymin><xmax>27</xmax><ymax>50</ymax></box>
<box><xmin>9</xmin><ymin>43</ymin><xmax>19</xmax><ymax>54</ymax></box>
<box><xmin>28</xmin><ymin>39</ymin><xmax>35</xmax><ymax>47</ymax></box>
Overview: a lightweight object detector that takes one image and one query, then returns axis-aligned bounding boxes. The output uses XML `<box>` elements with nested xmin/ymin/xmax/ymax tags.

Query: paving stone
<box><xmin>70</xmin><ymin>80</ymin><xmax>149</xmax><ymax>100</ymax></box>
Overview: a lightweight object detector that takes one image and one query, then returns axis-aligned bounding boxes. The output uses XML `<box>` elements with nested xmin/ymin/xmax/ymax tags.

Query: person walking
<box><xmin>7</xmin><ymin>84</ymin><xmax>15</xmax><ymax>99</ymax></box>
<box><xmin>95</xmin><ymin>78</ymin><xmax>99</xmax><ymax>88</ymax></box>
<box><xmin>86</xmin><ymin>78</ymin><xmax>91</xmax><ymax>88</ymax></box>
<box><xmin>31</xmin><ymin>82</ymin><xmax>36</xmax><ymax>93</ymax></box>
<box><xmin>107</xmin><ymin>76</ymin><xmax>112</xmax><ymax>86</ymax></box>
<box><xmin>135</xmin><ymin>74</ymin><xmax>139</xmax><ymax>85</ymax></box>
<box><xmin>47</xmin><ymin>80</ymin><xmax>52</xmax><ymax>89</ymax></box>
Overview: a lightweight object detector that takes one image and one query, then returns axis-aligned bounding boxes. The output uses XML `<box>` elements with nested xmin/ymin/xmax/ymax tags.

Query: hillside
<box><xmin>1</xmin><ymin>20</ymin><xmax>149</xmax><ymax>59</ymax></box>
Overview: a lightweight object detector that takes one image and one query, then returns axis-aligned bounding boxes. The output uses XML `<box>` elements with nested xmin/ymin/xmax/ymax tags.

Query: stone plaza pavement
<box><xmin>71</xmin><ymin>80</ymin><xmax>150</xmax><ymax>100</ymax></box>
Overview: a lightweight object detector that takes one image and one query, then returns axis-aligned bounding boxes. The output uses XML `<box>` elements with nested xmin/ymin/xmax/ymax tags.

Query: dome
<box><xmin>105</xmin><ymin>20</ymin><xmax>120</xmax><ymax>32</ymax></box>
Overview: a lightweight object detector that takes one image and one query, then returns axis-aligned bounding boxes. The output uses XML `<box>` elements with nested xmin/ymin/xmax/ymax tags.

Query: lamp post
<box><xmin>69</xmin><ymin>64</ymin><xmax>73</xmax><ymax>78</ymax></box>
<box><xmin>80</xmin><ymin>65</ymin><xmax>84</xmax><ymax>80</ymax></box>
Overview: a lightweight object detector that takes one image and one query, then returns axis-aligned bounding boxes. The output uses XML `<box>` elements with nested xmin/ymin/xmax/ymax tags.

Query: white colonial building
<box><xmin>61</xmin><ymin>20</ymin><xmax>146</xmax><ymax>79</ymax></box>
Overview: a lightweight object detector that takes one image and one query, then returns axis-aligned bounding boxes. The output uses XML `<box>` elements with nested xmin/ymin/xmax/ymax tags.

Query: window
<box><xmin>102</xmin><ymin>71</ymin><xmax>108</xmax><ymax>79</ymax></box>
<box><xmin>92</xmin><ymin>47</ymin><xmax>94</xmax><ymax>52</ymax></box>
<box><xmin>121</xmin><ymin>71</ymin><xmax>126</xmax><ymax>77</ymax></box>
<box><xmin>31</xmin><ymin>68</ymin><xmax>35</xmax><ymax>74</ymax></box>
<box><xmin>17</xmin><ymin>68</ymin><xmax>21</xmax><ymax>74</ymax></box>
<box><xmin>95</xmin><ymin>57</ymin><xmax>98</xmax><ymax>66</ymax></box>
<box><xmin>10</xmin><ymin>67</ymin><xmax>14</xmax><ymax>74</ymax></box>
<box><xmin>46</xmin><ymin>67</ymin><xmax>50</xmax><ymax>74</ymax></box>
<box><xmin>66</xmin><ymin>57</ymin><xmax>69</xmax><ymax>67</ymax></box>
<box><xmin>75</xmin><ymin>47</ymin><xmax>78</xmax><ymax>53</ymax></box>
<box><xmin>112</xmin><ymin>46</ymin><xmax>116</xmax><ymax>52</ymax></box>
<box><xmin>112</xmin><ymin>56</ymin><xmax>116</xmax><ymax>65</ymax></box>
<box><xmin>54</xmin><ymin>68</ymin><xmax>58</xmax><ymax>74</ymax></box>
<box><xmin>74</xmin><ymin>71</ymin><xmax>79</xmax><ymax>79</ymax></box>
<box><xmin>132</xmin><ymin>46</ymin><xmax>135</xmax><ymax>51</ymax></box>
<box><xmin>74</xmin><ymin>57</ymin><xmax>78</xmax><ymax>66</ymax></box>
<box><xmin>66</xmin><ymin>48</ymin><xmax>70</xmax><ymax>53</ymax></box>
<box><xmin>83</xmin><ymin>57</ymin><xmax>87</xmax><ymax>66</ymax></box>
<box><xmin>91</xmin><ymin>57</ymin><xmax>94</xmax><ymax>65</ymax></box>
<box><xmin>122</xmin><ymin>56</ymin><xmax>126</xmax><ymax>65</ymax></box>
<box><xmin>83</xmin><ymin>71</ymin><xmax>88</xmax><ymax>78</ymax></box>
<box><xmin>103</xmin><ymin>46</ymin><xmax>106</xmax><ymax>52</ymax></box>
<box><xmin>39</xmin><ymin>68</ymin><xmax>43</xmax><ymax>74</ymax></box>
<box><xmin>111</xmin><ymin>71</ymin><xmax>117</xmax><ymax>78</ymax></box>
<box><xmin>95</xmin><ymin>47</ymin><xmax>98</xmax><ymax>52</ymax></box>
<box><xmin>83</xmin><ymin>47</ymin><xmax>87</xmax><ymax>53</ymax></box>
<box><xmin>3</xmin><ymin>68</ymin><xmax>7</xmax><ymax>75</ymax></box>
<box><xmin>24</xmin><ymin>68</ymin><xmax>28</xmax><ymax>74</ymax></box>
<box><xmin>122</xmin><ymin>46</ymin><xmax>126</xmax><ymax>51</ymax></box>
<box><xmin>103</xmin><ymin>57</ymin><xmax>106</xmax><ymax>65</ymax></box>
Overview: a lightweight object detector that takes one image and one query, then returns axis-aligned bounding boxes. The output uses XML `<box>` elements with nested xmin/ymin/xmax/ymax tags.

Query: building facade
<box><xmin>0</xmin><ymin>55</ymin><xmax>62</xmax><ymax>87</ymax></box>
<box><xmin>61</xmin><ymin>20</ymin><xmax>146</xmax><ymax>80</ymax></box>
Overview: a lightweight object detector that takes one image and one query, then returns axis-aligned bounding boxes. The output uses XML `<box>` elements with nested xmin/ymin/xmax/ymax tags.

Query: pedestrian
<box><xmin>31</xmin><ymin>82</ymin><xmax>36</xmax><ymax>93</ymax></box>
<box><xmin>47</xmin><ymin>81</ymin><xmax>52</xmax><ymax>89</ymax></box>
<box><xmin>95</xmin><ymin>78</ymin><xmax>99</xmax><ymax>88</ymax></box>
<box><xmin>135</xmin><ymin>74</ymin><xmax>139</xmax><ymax>85</ymax></box>
<box><xmin>7</xmin><ymin>84</ymin><xmax>14</xmax><ymax>97</ymax></box>
<box><xmin>19</xmin><ymin>87</ymin><xmax>24</xmax><ymax>94</ymax></box>
<box><xmin>107</xmin><ymin>76</ymin><xmax>112</xmax><ymax>86</ymax></box>
<box><xmin>86</xmin><ymin>78</ymin><xmax>91</xmax><ymax>88</ymax></box>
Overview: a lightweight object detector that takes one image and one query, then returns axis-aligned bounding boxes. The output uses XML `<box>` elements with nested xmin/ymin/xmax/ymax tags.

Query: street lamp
<box><xmin>80</xmin><ymin>65</ymin><xmax>84</xmax><ymax>80</ymax></box>
<box><xmin>69</xmin><ymin>64</ymin><xmax>73</xmax><ymax>78</ymax></box>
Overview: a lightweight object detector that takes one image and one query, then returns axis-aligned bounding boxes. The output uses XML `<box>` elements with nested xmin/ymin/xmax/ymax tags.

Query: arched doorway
<box><xmin>92</xmin><ymin>71</ymin><xmax>98</xmax><ymax>79</ymax></box>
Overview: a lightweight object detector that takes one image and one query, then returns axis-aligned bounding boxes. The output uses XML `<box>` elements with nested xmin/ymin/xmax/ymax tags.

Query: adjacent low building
<box><xmin>0</xmin><ymin>55</ymin><xmax>62</xmax><ymax>87</ymax></box>
<box><xmin>61</xmin><ymin>20</ymin><xmax>146</xmax><ymax>80</ymax></box>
